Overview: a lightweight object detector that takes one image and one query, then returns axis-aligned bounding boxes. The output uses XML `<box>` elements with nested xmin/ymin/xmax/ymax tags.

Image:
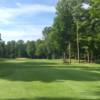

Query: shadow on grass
<box><xmin>2</xmin><ymin>97</ymin><xmax>100</xmax><ymax>100</ymax></box>
<box><xmin>0</xmin><ymin>61</ymin><xmax>100</xmax><ymax>82</ymax></box>
<box><xmin>0</xmin><ymin>59</ymin><xmax>100</xmax><ymax>82</ymax></box>
<box><xmin>0</xmin><ymin>60</ymin><xmax>100</xmax><ymax>69</ymax></box>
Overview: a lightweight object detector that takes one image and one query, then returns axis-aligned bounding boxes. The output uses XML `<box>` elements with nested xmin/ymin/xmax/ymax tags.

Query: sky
<box><xmin>0</xmin><ymin>0</ymin><xmax>57</xmax><ymax>42</ymax></box>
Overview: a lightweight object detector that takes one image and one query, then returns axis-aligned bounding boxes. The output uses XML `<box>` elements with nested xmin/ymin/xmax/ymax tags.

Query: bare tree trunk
<box><xmin>63</xmin><ymin>52</ymin><xmax>66</xmax><ymax>63</ymax></box>
<box><xmin>68</xmin><ymin>41</ymin><xmax>71</xmax><ymax>64</ymax></box>
<box><xmin>87</xmin><ymin>50</ymin><xmax>90</xmax><ymax>63</ymax></box>
<box><xmin>90</xmin><ymin>51</ymin><xmax>93</xmax><ymax>63</ymax></box>
<box><xmin>75</xmin><ymin>54</ymin><xmax>77</xmax><ymax>62</ymax></box>
<box><xmin>84</xmin><ymin>53</ymin><xmax>86</xmax><ymax>63</ymax></box>
<box><xmin>52</xmin><ymin>53</ymin><xmax>55</xmax><ymax>59</ymax></box>
<box><xmin>76</xmin><ymin>21</ymin><xmax>80</xmax><ymax>63</ymax></box>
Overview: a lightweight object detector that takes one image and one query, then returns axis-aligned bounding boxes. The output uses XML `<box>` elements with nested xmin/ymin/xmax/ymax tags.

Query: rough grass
<box><xmin>0</xmin><ymin>59</ymin><xmax>100</xmax><ymax>100</ymax></box>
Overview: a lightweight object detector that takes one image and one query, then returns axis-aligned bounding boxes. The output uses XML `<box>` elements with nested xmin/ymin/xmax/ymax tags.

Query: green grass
<box><xmin>0</xmin><ymin>58</ymin><xmax>100</xmax><ymax>100</ymax></box>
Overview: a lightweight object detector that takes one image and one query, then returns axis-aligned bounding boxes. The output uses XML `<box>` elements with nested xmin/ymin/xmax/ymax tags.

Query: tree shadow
<box><xmin>1</xmin><ymin>97</ymin><xmax>99</xmax><ymax>100</ymax></box>
<box><xmin>0</xmin><ymin>60</ymin><xmax>100</xmax><ymax>100</ymax></box>
<box><xmin>0</xmin><ymin>59</ymin><xmax>100</xmax><ymax>82</ymax></box>
<box><xmin>0</xmin><ymin>61</ymin><xmax>100</xmax><ymax>82</ymax></box>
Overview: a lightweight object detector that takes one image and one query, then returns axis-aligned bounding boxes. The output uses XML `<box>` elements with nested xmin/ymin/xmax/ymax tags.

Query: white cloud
<box><xmin>0</xmin><ymin>25</ymin><xmax>46</xmax><ymax>42</ymax></box>
<box><xmin>0</xmin><ymin>3</ymin><xmax>56</xmax><ymax>24</ymax></box>
<box><xmin>1</xmin><ymin>29</ymin><xmax>42</xmax><ymax>42</ymax></box>
<box><xmin>0</xmin><ymin>2</ymin><xmax>55</xmax><ymax>41</ymax></box>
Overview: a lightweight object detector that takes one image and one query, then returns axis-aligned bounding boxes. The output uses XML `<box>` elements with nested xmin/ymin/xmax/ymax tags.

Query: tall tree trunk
<box><xmin>63</xmin><ymin>52</ymin><xmax>66</xmax><ymax>63</ymax></box>
<box><xmin>75</xmin><ymin>54</ymin><xmax>77</xmax><ymax>62</ymax></box>
<box><xmin>76</xmin><ymin>21</ymin><xmax>80</xmax><ymax>63</ymax></box>
<box><xmin>87</xmin><ymin>50</ymin><xmax>90</xmax><ymax>63</ymax></box>
<box><xmin>84</xmin><ymin>53</ymin><xmax>86</xmax><ymax>63</ymax></box>
<box><xmin>90</xmin><ymin>51</ymin><xmax>93</xmax><ymax>63</ymax></box>
<box><xmin>68</xmin><ymin>41</ymin><xmax>71</xmax><ymax>64</ymax></box>
<box><xmin>52</xmin><ymin>53</ymin><xmax>55</xmax><ymax>59</ymax></box>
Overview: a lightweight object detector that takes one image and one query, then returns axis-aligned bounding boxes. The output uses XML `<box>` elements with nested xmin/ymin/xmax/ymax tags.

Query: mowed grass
<box><xmin>0</xmin><ymin>59</ymin><xmax>100</xmax><ymax>100</ymax></box>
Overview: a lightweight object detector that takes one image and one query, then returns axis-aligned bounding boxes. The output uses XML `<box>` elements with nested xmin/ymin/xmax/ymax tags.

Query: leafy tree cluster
<box><xmin>0</xmin><ymin>40</ymin><xmax>35</xmax><ymax>58</ymax></box>
<box><xmin>42</xmin><ymin>0</ymin><xmax>100</xmax><ymax>63</ymax></box>
<box><xmin>0</xmin><ymin>40</ymin><xmax>56</xmax><ymax>59</ymax></box>
<box><xmin>0</xmin><ymin>0</ymin><xmax>100</xmax><ymax>63</ymax></box>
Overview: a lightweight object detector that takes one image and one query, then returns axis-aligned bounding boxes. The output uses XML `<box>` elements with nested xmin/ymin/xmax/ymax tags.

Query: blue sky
<box><xmin>0</xmin><ymin>0</ymin><xmax>57</xmax><ymax>42</ymax></box>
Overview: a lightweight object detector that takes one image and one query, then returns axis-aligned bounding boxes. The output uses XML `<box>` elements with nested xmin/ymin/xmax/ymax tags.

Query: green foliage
<box><xmin>16</xmin><ymin>40</ymin><xmax>26</xmax><ymax>57</ymax></box>
<box><xmin>0</xmin><ymin>0</ymin><xmax>100</xmax><ymax>62</ymax></box>
<box><xmin>35</xmin><ymin>40</ymin><xmax>47</xmax><ymax>58</ymax></box>
<box><xmin>42</xmin><ymin>0</ymin><xmax>100</xmax><ymax>62</ymax></box>
<box><xmin>0</xmin><ymin>41</ymin><xmax>5</xmax><ymax>58</ymax></box>
<box><xmin>26</xmin><ymin>41</ymin><xmax>35</xmax><ymax>58</ymax></box>
<box><xmin>5</xmin><ymin>41</ymin><xmax>16</xmax><ymax>58</ymax></box>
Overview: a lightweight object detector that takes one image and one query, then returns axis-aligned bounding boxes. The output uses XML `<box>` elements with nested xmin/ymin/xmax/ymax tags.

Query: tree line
<box><xmin>0</xmin><ymin>39</ymin><xmax>61</xmax><ymax>59</ymax></box>
<box><xmin>0</xmin><ymin>0</ymin><xmax>100</xmax><ymax>63</ymax></box>
<box><xmin>42</xmin><ymin>0</ymin><xmax>100</xmax><ymax>63</ymax></box>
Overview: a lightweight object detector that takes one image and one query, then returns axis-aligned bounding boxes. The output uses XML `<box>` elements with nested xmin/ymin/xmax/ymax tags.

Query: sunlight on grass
<box><xmin>0</xmin><ymin>59</ymin><xmax>100</xmax><ymax>100</ymax></box>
